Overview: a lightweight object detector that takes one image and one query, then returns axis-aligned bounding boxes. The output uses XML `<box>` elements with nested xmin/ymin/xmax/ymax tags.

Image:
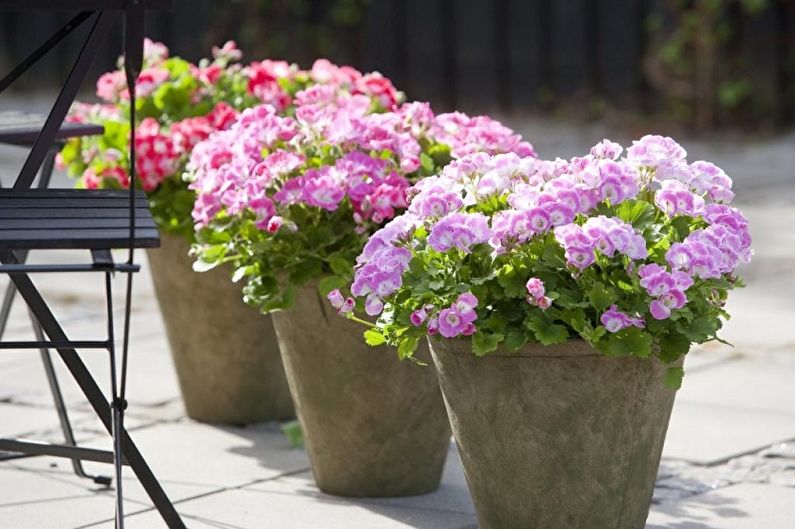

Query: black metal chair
<box><xmin>0</xmin><ymin>111</ymin><xmax>110</xmax><ymax>485</ymax></box>
<box><xmin>0</xmin><ymin>2</ymin><xmax>184</xmax><ymax>528</ymax></box>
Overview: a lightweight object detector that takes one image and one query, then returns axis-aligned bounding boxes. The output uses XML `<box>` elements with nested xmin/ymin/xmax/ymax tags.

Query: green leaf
<box><xmin>598</xmin><ymin>327</ymin><xmax>653</xmax><ymax>358</ymax></box>
<box><xmin>588</xmin><ymin>282</ymin><xmax>615</xmax><ymax>312</ymax></box>
<box><xmin>397</xmin><ymin>335</ymin><xmax>420</xmax><ymax>359</ymax></box>
<box><xmin>526</xmin><ymin>316</ymin><xmax>569</xmax><ymax>346</ymax></box>
<box><xmin>317</xmin><ymin>275</ymin><xmax>348</xmax><ymax>296</ymax></box>
<box><xmin>472</xmin><ymin>331</ymin><xmax>503</xmax><ymax>356</ymax></box>
<box><xmin>563</xmin><ymin>308</ymin><xmax>587</xmax><ymax>333</ymax></box>
<box><xmin>670</xmin><ymin>216</ymin><xmax>692</xmax><ymax>241</ymax></box>
<box><xmin>683</xmin><ymin>317</ymin><xmax>720</xmax><ymax>343</ymax></box>
<box><xmin>496</xmin><ymin>263</ymin><xmax>528</xmax><ymax>298</ymax></box>
<box><xmin>327</xmin><ymin>255</ymin><xmax>353</xmax><ymax>278</ymax></box>
<box><xmin>616</xmin><ymin>199</ymin><xmax>657</xmax><ymax>230</ymax></box>
<box><xmin>590</xmin><ymin>325</ymin><xmax>607</xmax><ymax>342</ymax></box>
<box><xmin>420</xmin><ymin>152</ymin><xmax>435</xmax><ymax>173</ymax></box>
<box><xmin>659</xmin><ymin>331</ymin><xmax>691</xmax><ymax>362</ymax></box>
<box><xmin>281</xmin><ymin>420</ymin><xmax>304</xmax><ymax>448</ymax></box>
<box><xmin>289</xmin><ymin>259</ymin><xmax>323</xmax><ymax>285</ymax></box>
<box><xmin>664</xmin><ymin>367</ymin><xmax>685</xmax><ymax>390</ymax></box>
<box><xmin>503</xmin><ymin>329</ymin><xmax>526</xmax><ymax>352</ymax></box>
<box><xmin>364</xmin><ymin>329</ymin><xmax>387</xmax><ymax>347</ymax></box>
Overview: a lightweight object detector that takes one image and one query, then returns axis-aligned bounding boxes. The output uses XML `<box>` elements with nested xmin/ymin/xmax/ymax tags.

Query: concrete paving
<box><xmin>0</xmin><ymin>112</ymin><xmax>793</xmax><ymax>527</ymax></box>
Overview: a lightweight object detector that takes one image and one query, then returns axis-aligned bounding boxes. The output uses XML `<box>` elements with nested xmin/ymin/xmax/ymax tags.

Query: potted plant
<box><xmin>188</xmin><ymin>77</ymin><xmax>536</xmax><ymax>495</ymax></box>
<box><xmin>338</xmin><ymin>136</ymin><xmax>750</xmax><ymax>527</ymax></box>
<box><xmin>58</xmin><ymin>39</ymin><xmax>308</xmax><ymax>424</ymax></box>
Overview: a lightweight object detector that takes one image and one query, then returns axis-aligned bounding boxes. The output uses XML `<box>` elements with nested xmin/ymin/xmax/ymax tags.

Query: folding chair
<box><xmin>0</xmin><ymin>1</ymin><xmax>185</xmax><ymax>528</ymax></box>
<box><xmin>0</xmin><ymin>112</ymin><xmax>110</xmax><ymax>485</ymax></box>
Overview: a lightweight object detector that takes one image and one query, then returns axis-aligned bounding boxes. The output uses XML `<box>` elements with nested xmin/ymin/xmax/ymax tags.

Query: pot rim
<box><xmin>429</xmin><ymin>336</ymin><xmax>605</xmax><ymax>358</ymax></box>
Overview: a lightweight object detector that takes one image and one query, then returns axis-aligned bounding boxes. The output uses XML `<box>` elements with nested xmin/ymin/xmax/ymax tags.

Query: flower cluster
<box><xmin>339</xmin><ymin>135</ymin><xmax>751</xmax><ymax>387</ymax></box>
<box><xmin>554</xmin><ymin>216</ymin><xmax>647</xmax><ymax>270</ymax></box>
<box><xmin>61</xmin><ymin>40</ymin><xmax>408</xmax><ymax>237</ymax></box>
<box><xmin>189</xmin><ymin>85</ymin><xmax>535</xmax><ymax>312</ymax></box>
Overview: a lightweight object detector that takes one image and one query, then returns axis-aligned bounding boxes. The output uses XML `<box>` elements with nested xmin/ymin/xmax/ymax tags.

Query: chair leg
<box><xmin>31</xmin><ymin>315</ymin><xmax>112</xmax><ymax>485</ymax></box>
<box><xmin>111</xmin><ymin>402</ymin><xmax>126</xmax><ymax>529</ymax></box>
<box><xmin>1</xmin><ymin>252</ymin><xmax>186</xmax><ymax>528</ymax></box>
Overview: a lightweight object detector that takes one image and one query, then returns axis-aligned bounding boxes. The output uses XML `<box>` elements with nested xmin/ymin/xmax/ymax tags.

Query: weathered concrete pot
<box><xmin>429</xmin><ymin>337</ymin><xmax>680</xmax><ymax>529</ymax></box>
<box><xmin>146</xmin><ymin>233</ymin><xmax>294</xmax><ymax>424</ymax></box>
<box><xmin>270</xmin><ymin>283</ymin><xmax>452</xmax><ymax>497</ymax></box>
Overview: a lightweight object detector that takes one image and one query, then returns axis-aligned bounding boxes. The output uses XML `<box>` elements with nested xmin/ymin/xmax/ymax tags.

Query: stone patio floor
<box><xmin>0</xmin><ymin>114</ymin><xmax>794</xmax><ymax>528</ymax></box>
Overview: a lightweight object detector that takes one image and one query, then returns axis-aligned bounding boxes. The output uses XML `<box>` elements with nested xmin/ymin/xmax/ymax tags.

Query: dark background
<box><xmin>1</xmin><ymin>0</ymin><xmax>794</xmax><ymax>131</ymax></box>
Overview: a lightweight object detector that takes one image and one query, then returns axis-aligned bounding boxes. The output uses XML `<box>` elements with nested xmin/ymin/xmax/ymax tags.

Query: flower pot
<box><xmin>270</xmin><ymin>283</ymin><xmax>452</xmax><ymax>497</ymax></box>
<box><xmin>146</xmin><ymin>233</ymin><xmax>294</xmax><ymax>424</ymax></box>
<box><xmin>429</xmin><ymin>337</ymin><xmax>680</xmax><ymax>529</ymax></box>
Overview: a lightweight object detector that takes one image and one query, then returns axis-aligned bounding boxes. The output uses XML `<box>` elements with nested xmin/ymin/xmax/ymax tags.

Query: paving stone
<box><xmin>0</xmin><ymin>402</ymin><xmax>62</xmax><ymax>438</ymax></box>
<box><xmin>4</xmin><ymin>334</ymin><xmax>180</xmax><ymax>409</ymax></box>
<box><xmin>130</xmin><ymin>486</ymin><xmax>477</xmax><ymax>529</ymax></box>
<box><xmin>682</xmin><ymin>342</ymin><xmax>741</xmax><ymax>372</ymax></box>
<box><xmin>676</xmin><ymin>358</ymin><xmax>795</xmax><ymax>417</ymax></box>
<box><xmin>663</xmin><ymin>401</ymin><xmax>795</xmax><ymax>464</ymax></box>
<box><xmin>247</xmin><ymin>441</ymin><xmax>475</xmax><ymax>516</ymax></box>
<box><xmin>1</xmin><ymin>456</ymin><xmax>223</xmax><ymax>527</ymax></box>
<box><xmin>111</xmin><ymin>421</ymin><xmax>310</xmax><ymax>489</ymax></box>
<box><xmin>647</xmin><ymin>483</ymin><xmax>795</xmax><ymax>529</ymax></box>
<box><xmin>0</xmin><ymin>463</ymin><xmax>116</xmax><ymax>529</ymax></box>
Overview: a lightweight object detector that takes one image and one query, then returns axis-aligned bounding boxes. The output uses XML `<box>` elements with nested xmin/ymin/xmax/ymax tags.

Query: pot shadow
<box><xmin>220</xmin><ymin>420</ymin><xmax>312</xmax><ymax>476</ymax></box>
<box><xmin>230</xmin><ymin>438</ymin><xmax>478</xmax><ymax>528</ymax></box>
<box><xmin>646</xmin><ymin>488</ymin><xmax>749</xmax><ymax>529</ymax></box>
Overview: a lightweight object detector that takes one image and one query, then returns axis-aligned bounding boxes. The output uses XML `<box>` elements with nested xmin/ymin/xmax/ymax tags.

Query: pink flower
<box><xmin>339</xmin><ymin>298</ymin><xmax>355</xmax><ymax>314</ymax></box>
<box><xmin>211</xmin><ymin>40</ymin><xmax>242</xmax><ymax>62</ymax></box>
<box><xmin>327</xmin><ymin>289</ymin><xmax>345</xmax><ymax>309</ymax></box>
<box><xmin>600</xmin><ymin>305</ymin><xmax>645</xmax><ymax>333</ymax></box>
<box><xmin>410</xmin><ymin>308</ymin><xmax>427</xmax><ymax>326</ymax></box>
<box><xmin>266</xmin><ymin>216</ymin><xmax>283</xmax><ymax>233</ymax></box>
<box><xmin>626</xmin><ymin>135</ymin><xmax>687</xmax><ymax>168</ymax></box>
<box><xmin>649</xmin><ymin>300</ymin><xmax>671</xmax><ymax>320</ymax></box>
<box><xmin>96</xmin><ymin>71</ymin><xmax>126</xmax><ymax>102</ymax></box>
<box><xmin>365</xmin><ymin>295</ymin><xmax>384</xmax><ymax>316</ymax></box>
<box><xmin>437</xmin><ymin>308</ymin><xmax>468</xmax><ymax>338</ymax></box>
<box><xmin>525</xmin><ymin>278</ymin><xmax>545</xmax><ymax>299</ymax></box>
<box><xmin>355</xmin><ymin>72</ymin><xmax>400</xmax><ymax>109</ymax></box>
<box><xmin>300</xmin><ymin>168</ymin><xmax>346</xmax><ymax>211</ymax></box>
<box><xmin>535</xmin><ymin>296</ymin><xmax>552</xmax><ymax>310</ymax></box>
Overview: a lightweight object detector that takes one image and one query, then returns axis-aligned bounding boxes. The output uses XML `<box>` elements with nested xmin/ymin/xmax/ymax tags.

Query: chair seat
<box><xmin>0</xmin><ymin>112</ymin><xmax>104</xmax><ymax>147</ymax></box>
<box><xmin>0</xmin><ymin>189</ymin><xmax>159</xmax><ymax>250</ymax></box>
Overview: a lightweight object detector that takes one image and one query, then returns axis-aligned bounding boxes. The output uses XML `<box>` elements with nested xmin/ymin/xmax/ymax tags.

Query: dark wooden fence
<box><xmin>2</xmin><ymin>0</ymin><xmax>794</xmax><ymax>123</ymax></box>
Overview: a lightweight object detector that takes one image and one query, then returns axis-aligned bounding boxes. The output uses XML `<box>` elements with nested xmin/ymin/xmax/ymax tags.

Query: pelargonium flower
<box><xmin>626</xmin><ymin>135</ymin><xmax>687</xmax><ymax>168</ymax></box>
<box><xmin>601</xmin><ymin>305</ymin><xmax>645</xmax><ymax>333</ymax></box>
<box><xmin>427</xmin><ymin>212</ymin><xmax>491</xmax><ymax>253</ymax></box>
<box><xmin>654</xmin><ymin>180</ymin><xmax>705</xmax><ymax>217</ymax></box>
<box><xmin>437</xmin><ymin>293</ymin><xmax>478</xmax><ymax>338</ymax></box>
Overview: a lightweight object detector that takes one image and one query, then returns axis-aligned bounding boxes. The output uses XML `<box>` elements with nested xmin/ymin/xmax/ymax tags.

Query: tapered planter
<box><xmin>146</xmin><ymin>233</ymin><xmax>294</xmax><ymax>424</ymax></box>
<box><xmin>270</xmin><ymin>283</ymin><xmax>452</xmax><ymax>497</ymax></box>
<box><xmin>429</xmin><ymin>337</ymin><xmax>680</xmax><ymax>529</ymax></box>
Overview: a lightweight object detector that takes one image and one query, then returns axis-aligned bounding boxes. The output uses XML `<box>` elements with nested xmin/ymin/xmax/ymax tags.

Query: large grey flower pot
<box><xmin>429</xmin><ymin>337</ymin><xmax>680</xmax><ymax>529</ymax></box>
<box><xmin>146</xmin><ymin>233</ymin><xmax>294</xmax><ymax>424</ymax></box>
<box><xmin>270</xmin><ymin>283</ymin><xmax>452</xmax><ymax>497</ymax></box>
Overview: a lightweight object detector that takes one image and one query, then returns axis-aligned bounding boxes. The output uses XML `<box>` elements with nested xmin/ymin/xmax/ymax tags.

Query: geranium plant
<box><xmin>188</xmin><ymin>85</ymin><xmax>535</xmax><ymax>312</ymax></box>
<box><xmin>58</xmin><ymin>39</ymin><xmax>399</xmax><ymax>237</ymax></box>
<box><xmin>334</xmin><ymin>136</ymin><xmax>751</xmax><ymax>387</ymax></box>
